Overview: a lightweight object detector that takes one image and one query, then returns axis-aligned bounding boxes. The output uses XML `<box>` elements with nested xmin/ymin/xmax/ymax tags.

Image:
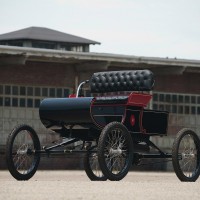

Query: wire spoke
<box><xmin>179</xmin><ymin>134</ymin><xmax>198</xmax><ymax>178</ymax></box>
<box><xmin>12</xmin><ymin>130</ymin><xmax>36</xmax><ymax>175</ymax></box>
<box><xmin>104</xmin><ymin>127</ymin><xmax>129</xmax><ymax>175</ymax></box>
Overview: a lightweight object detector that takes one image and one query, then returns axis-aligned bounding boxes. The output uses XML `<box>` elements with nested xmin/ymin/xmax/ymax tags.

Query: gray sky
<box><xmin>1</xmin><ymin>0</ymin><xmax>200</xmax><ymax>60</ymax></box>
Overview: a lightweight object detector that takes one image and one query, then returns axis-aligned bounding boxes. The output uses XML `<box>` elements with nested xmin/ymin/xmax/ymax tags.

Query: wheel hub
<box><xmin>17</xmin><ymin>149</ymin><xmax>28</xmax><ymax>155</ymax></box>
<box><xmin>182</xmin><ymin>153</ymin><xmax>195</xmax><ymax>159</ymax></box>
<box><xmin>109</xmin><ymin>148</ymin><xmax>122</xmax><ymax>156</ymax></box>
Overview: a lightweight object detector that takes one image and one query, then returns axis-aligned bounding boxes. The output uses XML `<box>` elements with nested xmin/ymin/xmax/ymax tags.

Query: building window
<box><xmin>185</xmin><ymin>106</ymin><xmax>190</xmax><ymax>114</ymax></box>
<box><xmin>5</xmin><ymin>86</ymin><xmax>11</xmax><ymax>95</ymax></box>
<box><xmin>5</xmin><ymin>97</ymin><xmax>11</xmax><ymax>106</ymax></box>
<box><xmin>153</xmin><ymin>91</ymin><xmax>200</xmax><ymax>115</ymax></box>
<box><xmin>35</xmin><ymin>99</ymin><xmax>41</xmax><ymax>108</ymax></box>
<box><xmin>191</xmin><ymin>96</ymin><xmax>196</xmax><ymax>104</ymax></box>
<box><xmin>0</xmin><ymin>84</ymin><xmax>71</xmax><ymax>108</ymax></box>
<box><xmin>153</xmin><ymin>104</ymin><xmax>158</xmax><ymax>110</ymax></box>
<box><xmin>166</xmin><ymin>105</ymin><xmax>171</xmax><ymax>112</ymax></box>
<box><xmin>12</xmin><ymin>86</ymin><xmax>19</xmax><ymax>95</ymax></box>
<box><xmin>166</xmin><ymin>94</ymin><xmax>171</xmax><ymax>102</ymax></box>
<box><xmin>35</xmin><ymin>87</ymin><xmax>41</xmax><ymax>96</ymax></box>
<box><xmin>27</xmin><ymin>87</ymin><xmax>33</xmax><ymax>96</ymax></box>
<box><xmin>185</xmin><ymin>96</ymin><xmax>190</xmax><ymax>104</ymax></box>
<box><xmin>0</xmin><ymin>85</ymin><xmax>3</xmax><ymax>94</ymax></box>
<box><xmin>27</xmin><ymin>99</ymin><xmax>33</xmax><ymax>108</ymax></box>
<box><xmin>12</xmin><ymin>98</ymin><xmax>18</xmax><ymax>107</ymax></box>
<box><xmin>172</xmin><ymin>105</ymin><xmax>177</xmax><ymax>113</ymax></box>
<box><xmin>178</xmin><ymin>106</ymin><xmax>183</xmax><ymax>114</ymax></box>
<box><xmin>57</xmin><ymin>88</ymin><xmax>62</xmax><ymax>97</ymax></box>
<box><xmin>71</xmin><ymin>46</ymin><xmax>83</xmax><ymax>52</ymax></box>
<box><xmin>20</xmin><ymin>98</ymin><xmax>26</xmax><ymax>107</ymax></box>
<box><xmin>0</xmin><ymin>97</ymin><xmax>3</xmax><ymax>106</ymax></box>
<box><xmin>7</xmin><ymin>41</ymin><xmax>23</xmax><ymax>47</ymax></box>
<box><xmin>191</xmin><ymin>106</ymin><xmax>196</xmax><ymax>115</ymax></box>
<box><xmin>153</xmin><ymin>93</ymin><xmax>158</xmax><ymax>101</ymax></box>
<box><xmin>159</xmin><ymin>94</ymin><xmax>164</xmax><ymax>102</ymax></box>
<box><xmin>20</xmin><ymin>87</ymin><xmax>26</xmax><ymax>95</ymax></box>
<box><xmin>49</xmin><ymin>88</ymin><xmax>55</xmax><ymax>97</ymax></box>
<box><xmin>178</xmin><ymin>95</ymin><xmax>184</xmax><ymax>103</ymax></box>
<box><xmin>42</xmin><ymin>88</ymin><xmax>48</xmax><ymax>96</ymax></box>
<box><xmin>198</xmin><ymin>107</ymin><xmax>200</xmax><ymax>115</ymax></box>
<box><xmin>60</xmin><ymin>45</ymin><xmax>71</xmax><ymax>51</ymax></box>
<box><xmin>198</xmin><ymin>97</ymin><xmax>200</xmax><ymax>104</ymax></box>
<box><xmin>32</xmin><ymin>41</ymin><xmax>55</xmax><ymax>49</ymax></box>
<box><xmin>172</xmin><ymin>95</ymin><xmax>177</xmax><ymax>103</ymax></box>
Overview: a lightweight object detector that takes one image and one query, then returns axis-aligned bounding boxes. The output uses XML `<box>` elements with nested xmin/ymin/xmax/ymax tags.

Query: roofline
<box><xmin>0</xmin><ymin>38</ymin><xmax>100</xmax><ymax>45</ymax></box>
<box><xmin>0</xmin><ymin>45</ymin><xmax>200</xmax><ymax>68</ymax></box>
<box><xmin>0</xmin><ymin>27</ymin><xmax>101</xmax><ymax>45</ymax></box>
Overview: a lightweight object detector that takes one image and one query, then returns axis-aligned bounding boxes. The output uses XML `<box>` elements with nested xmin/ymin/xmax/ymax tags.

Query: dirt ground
<box><xmin>0</xmin><ymin>170</ymin><xmax>200</xmax><ymax>200</ymax></box>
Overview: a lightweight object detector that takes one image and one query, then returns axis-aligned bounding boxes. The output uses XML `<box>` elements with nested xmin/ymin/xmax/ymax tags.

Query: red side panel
<box><xmin>127</xmin><ymin>93</ymin><xmax>152</xmax><ymax>107</ymax></box>
<box><xmin>69</xmin><ymin>94</ymin><xmax>76</xmax><ymax>98</ymax></box>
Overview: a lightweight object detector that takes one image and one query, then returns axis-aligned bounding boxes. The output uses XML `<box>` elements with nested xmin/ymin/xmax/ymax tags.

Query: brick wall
<box><xmin>154</xmin><ymin>73</ymin><xmax>200</xmax><ymax>94</ymax></box>
<box><xmin>0</xmin><ymin>61</ymin><xmax>76</xmax><ymax>88</ymax></box>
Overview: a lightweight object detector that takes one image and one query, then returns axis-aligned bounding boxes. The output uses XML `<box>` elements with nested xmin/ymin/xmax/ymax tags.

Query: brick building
<box><xmin>0</xmin><ymin>27</ymin><xmax>200</xmax><ymax>169</ymax></box>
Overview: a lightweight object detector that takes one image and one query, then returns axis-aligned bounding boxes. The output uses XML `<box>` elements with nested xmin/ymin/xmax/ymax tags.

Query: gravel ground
<box><xmin>0</xmin><ymin>170</ymin><xmax>200</xmax><ymax>200</ymax></box>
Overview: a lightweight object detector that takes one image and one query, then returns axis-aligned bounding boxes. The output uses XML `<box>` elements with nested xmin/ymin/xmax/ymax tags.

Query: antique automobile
<box><xmin>6</xmin><ymin>70</ymin><xmax>200</xmax><ymax>182</ymax></box>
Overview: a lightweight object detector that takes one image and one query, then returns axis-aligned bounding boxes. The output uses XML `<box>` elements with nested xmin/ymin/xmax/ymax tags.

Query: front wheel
<box><xmin>172</xmin><ymin>128</ymin><xmax>200</xmax><ymax>182</ymax></box>
<box><xmin>6</xmin><ymin>124</ymin><xmax>41</xmax><ymax>180</ymax></box>
<box><xmin>98</xmin><ymin>122</ymin><xmax>133</xmax><ymax>181</ymax></box>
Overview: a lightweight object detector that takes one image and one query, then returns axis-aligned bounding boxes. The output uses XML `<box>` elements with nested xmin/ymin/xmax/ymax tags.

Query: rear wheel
<box><xmin>98</xmin><ymin>122</ymin><xmax>133</xmax><ymax>181</ymax></box>
<box><xmin>84</xmin><ymin>147</ymin><xmax>107</xmax><ymax>181</ymax></box>
<box><xmin>172</xmin><ymin>128</ymin><xmax>200</xmax><ymax>182</ymax></box>
<box><xmin>6</xmin><ymin>124</ymin><xmax>41</xmax><ymax>180</ymax></box>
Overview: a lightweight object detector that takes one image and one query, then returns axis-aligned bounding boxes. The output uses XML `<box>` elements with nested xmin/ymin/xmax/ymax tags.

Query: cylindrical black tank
<box><xmin>39</xmin><ymin>97</ymin><xmax>94</xmax><ymax>129</ymax></box>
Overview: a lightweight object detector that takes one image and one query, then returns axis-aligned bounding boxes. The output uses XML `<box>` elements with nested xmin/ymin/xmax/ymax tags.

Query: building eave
<box><xmin>0</xmin><ymin>45</ymin><xmax>200</xmax><ymax>74</ymax></box>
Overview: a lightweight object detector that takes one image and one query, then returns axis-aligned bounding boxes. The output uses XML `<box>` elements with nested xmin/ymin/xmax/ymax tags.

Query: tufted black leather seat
<box><xmin>90</xmin><ymin>70</ymin><xmax>154</xmax><ymax>93</ymax></box>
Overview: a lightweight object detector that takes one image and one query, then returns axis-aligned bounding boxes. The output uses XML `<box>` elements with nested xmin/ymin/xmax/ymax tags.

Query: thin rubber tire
<box><xmin>98</xmin><ymin>122</ymin><xmax>133</xmax><ymax>181</ymax></box>
<box><xmin>6</xmin><ymin>124</ymin><xmax>41</xmax><ymax>180</ymax></box>
<box><xmin>172</xmin><ymin>128</ymin><xmax>200</xmax><ymax>182</ymax></box>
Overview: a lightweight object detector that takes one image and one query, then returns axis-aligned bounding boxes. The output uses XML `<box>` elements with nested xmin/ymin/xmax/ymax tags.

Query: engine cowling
<box><xmin>39</xmin><ymin>97</ymin><xmax>94</xmax><ymax>129</ymax></box>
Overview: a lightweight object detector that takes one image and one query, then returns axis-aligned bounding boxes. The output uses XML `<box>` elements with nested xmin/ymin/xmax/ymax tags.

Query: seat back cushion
<box><xmin>90</xmin><ymin>70</ymin><xmax>154</xmax><ymax>93</ymax></box>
